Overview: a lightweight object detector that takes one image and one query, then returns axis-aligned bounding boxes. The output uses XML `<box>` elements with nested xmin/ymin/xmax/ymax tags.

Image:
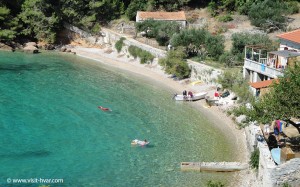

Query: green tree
<box><xmin>19</xmin><ymin>0</ymin><xmax>59</xmax><ymax>43</ymax></box>
<box><xmin>125</xmin><ymin>0</ymin><xmax>147</xmax><ymax>20</ymax></box>
<box><xmin>159</xmin><ymin>47</ymin><xmax>190</xmax><ymax>79</ymax></box>
<box><xmin>148</xmin><ymin>0</ymin><xmax>190</xmax><ymax>11</ymax></box>
<box><xmin>136</xmin><ymin>19</ymin><xmax>181</xmax><ymax>46</ymax></box>
<box><xmin>171</xmin><ymin>29</ymin><xmax>224</xmax><ymax>59</ymax></box>
<box><xmin>205</xmin><ymin>34</ymin><xmax>224</xmax><ymax>60</ymax></box>
<box><xmin>231</xmin><ymin>32</ymin><xmax>274</xmax><ymax>60</ymax></box>
<box><xmin>0</xmin><ymin>5</ymin><xmax>18</xmax><ymax>41</ymax></box>
<box><xmin>155</xmin><ymin>21</ymin><xmax>181</xmax><ymax>46</ymax></box>
<box><xmin>60</xmin><ymin>0</ymin><xmax>124</xmax><ymax>31</ymax></box>
<box><xmin>247</xmin><ymin>64</ymin><xmax>300</xmax><ymax>123</ymax></box>
<box><xmin>248</xmin><ymin>0</ymin><xmax>289</xmax><ymax>32</ymax></box>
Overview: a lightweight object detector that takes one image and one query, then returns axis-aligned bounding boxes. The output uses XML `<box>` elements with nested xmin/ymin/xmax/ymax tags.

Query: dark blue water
<box><xmin>0</xmin><ymin>51</ymin><xmax>235</xmax><ymax>186</ymax></box>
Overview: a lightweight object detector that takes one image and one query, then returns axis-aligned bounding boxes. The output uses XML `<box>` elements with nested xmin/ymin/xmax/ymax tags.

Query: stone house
<box><xmin>243</xmin><ymin>29</ymin><xmax>300</xmax><ymax>96</ymax></box>
<box><xmin>277</xmin><ymin>28</ymin><xmax>300</xmax><ymax>52</ymax></box>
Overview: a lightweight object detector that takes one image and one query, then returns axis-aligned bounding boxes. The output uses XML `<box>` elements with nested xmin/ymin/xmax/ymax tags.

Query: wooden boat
<box><xmin>174</xmin><ymin>92</ymin><xmax>207</xmax><ymax>101</ymax></box>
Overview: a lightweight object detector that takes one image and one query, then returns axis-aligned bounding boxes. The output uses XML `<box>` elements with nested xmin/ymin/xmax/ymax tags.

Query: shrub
<box><xmin>91</xmin><ymin>23</ymin><xmax>101</xmax><ymax>34</ymax></box>
<box><xmin>217</xmin><ymin>69</ymin><xmax>254</xmax><ymax>103</ymax></box>
<box><xmin>206</xmin><ymin>180</ymin><xmax>225</xmax><ymax>187</ymax></box>
<box><xmin>282</xmin><ymin>182</ymin><xmax>292</xmax><ymax>187</ymax></box>
<box><xmin>207</xmin><ymin>1</ymin><xmax>219</xmax><ymax>17</ymax></box>
<box><xmin>128</xmin><ymin>45</ymin><xmax>154</xmax><ymax>64</ymax></box>
<box><xmin>139</xmin><ymin>50</ymin><xmax>154</xmax><ymax>64</ymax></box>
<box><xmin>115</xmin><ymin>37</ymin><xmax>125</xmax><ymax>53</ymax></box>
<box><xmin>218</xmin><ymin>52</ymin><xmax>236</xmax><ymax>67</ymax></box>
<box><xmin>250</xmin><ymin>148</ymin><xmax>259</xmax><ymax>170</ymax></box>
<box><xmin>135</xmin><ymin>19</ymin><xmax>180</xmax><ymax>46</ymax></box>
<box><xmin>237</xmin><ymin>0</ymin><xmax>256</xmax><ymax>15</ymax></box>
<box><xmin>217</xmin><ymin>14</ymin><xmax>233</xmax><ymax>22</ymax></box>
<box><xmin>231</xmin><ymin>105</ymin><xmax>248</xmax><ymax>118</ymax></box>
<box><xmin>286</xmin><ymin>1</ymin><xmax>299</xmax><ymax>14</ymax></box>
<box><xmin>215</xmin><ymin>26</ymin><xmax>228</xmax><ymax>34</ymax></box>
<box><xmin>128</xmin><ymin>45</ymin><xmax>138</xmax><ymax>59</ymax></box>
<box><xmin>159</xmin><ymin>47</ymin><xmax>190</xmax><ymax>79</ymax></box>
<box><xmin>217</xmin><ymin>69</ymin><xmax>240</xmax><ymax>89</ymax></box>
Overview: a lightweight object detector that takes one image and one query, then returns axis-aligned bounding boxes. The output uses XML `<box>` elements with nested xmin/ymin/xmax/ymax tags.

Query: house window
<box><xmin>284</xmin><ymin>47</ymin><xmax>288</xmax><ymax>50</ymax></box>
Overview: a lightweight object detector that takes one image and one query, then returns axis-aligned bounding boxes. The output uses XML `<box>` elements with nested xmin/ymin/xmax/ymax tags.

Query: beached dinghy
<box><xmin>174</xmin><ymin>92</ymin><xmax>207</xmax><ymax>101</ymax></box>
<box><xmin>131</xmin><ymin>139</ymin><xmax>149</xmax><ymax>146</ymax></box>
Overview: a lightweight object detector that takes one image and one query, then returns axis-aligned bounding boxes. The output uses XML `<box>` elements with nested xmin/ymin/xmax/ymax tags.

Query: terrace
<box><xmin>244</xmin><ymin>45</ymin><xmax>286</xmax><ymax>79</ymax></box>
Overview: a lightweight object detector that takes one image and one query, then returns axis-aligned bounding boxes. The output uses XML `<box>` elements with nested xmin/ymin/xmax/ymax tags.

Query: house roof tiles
<box><xmin>137</xmin><ymin>11</ymin><xmax>186</xmax><ymax>21</ymax></box>
<box><xmin>249</xmin><ymin>79</ymin><xmax>278</xmax><ymax>89</ymax></box>
<box><xmin>277</xmin><ymin>29</ymin><xmax>300</xmax><ymax>44</ymax></box>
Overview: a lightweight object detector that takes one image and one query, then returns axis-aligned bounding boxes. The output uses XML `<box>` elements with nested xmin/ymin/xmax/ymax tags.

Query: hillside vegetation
<box><xmin>0</xmin><ymin>0</ymin><xmax>299</xmax><ymax>44</ymax></box>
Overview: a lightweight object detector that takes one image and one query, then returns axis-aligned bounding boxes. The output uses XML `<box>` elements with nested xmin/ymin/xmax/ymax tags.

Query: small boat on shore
<box><xmin>131</xmin><ymin>139</ymin><xmax>149</xmax><ymax>146</ymax></box>
<box><xmin>173</xmin><ymin>92</ymin><xmax>207</xmax><ymax>101</ymax></box>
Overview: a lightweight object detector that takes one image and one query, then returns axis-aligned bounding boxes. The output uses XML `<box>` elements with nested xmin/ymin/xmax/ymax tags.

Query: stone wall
<box><xmin>245</xmin><ymin>124</ymin><xmax>260</xmax><ymax>153</ymax></box>
<box><xmin>272</xmin><ymin>158</ymin><xmax>300</xmax><ymax>187</ymax></box>
<box><xmin>100</xmin><ymin>28</ymin><xmax>166</xmax><ymax>58</ymax></box>
<box><xmin>188</xmin><ymin>60</ymin><xmax>222</xmax><ymax>86</ymax></box>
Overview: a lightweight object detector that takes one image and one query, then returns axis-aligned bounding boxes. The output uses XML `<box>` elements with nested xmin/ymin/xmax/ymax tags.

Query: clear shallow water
<box><xmin>0</xmin><ymin>51</ymin><xmax>235</xmax><ymax>187</ymax></box>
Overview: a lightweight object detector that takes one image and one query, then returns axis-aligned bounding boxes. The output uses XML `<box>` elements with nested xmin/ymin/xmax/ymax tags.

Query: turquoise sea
<box><xmin>0</xmin><ymin>51</ymin><xmax>235</xmax><ymax>187</ymax></box>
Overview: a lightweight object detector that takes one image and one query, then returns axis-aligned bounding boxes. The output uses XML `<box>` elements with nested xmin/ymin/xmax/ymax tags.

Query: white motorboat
<box><xmin>173</xmin><ymin>92</ymin><xmax>207</xmax><ymax>101</ymax></box>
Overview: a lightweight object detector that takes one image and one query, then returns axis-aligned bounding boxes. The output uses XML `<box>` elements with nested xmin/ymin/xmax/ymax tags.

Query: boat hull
<box><xmin>174</xmin><ymin>92</ymin><xmax>207</xmax><ymax>101</ymax></box>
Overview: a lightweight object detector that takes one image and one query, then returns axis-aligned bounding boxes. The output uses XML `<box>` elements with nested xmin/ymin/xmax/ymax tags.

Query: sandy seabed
<box><xmin>70</xmin><ymin>46</ymin><xmax>256</xmax><ymax>186</ymax></box>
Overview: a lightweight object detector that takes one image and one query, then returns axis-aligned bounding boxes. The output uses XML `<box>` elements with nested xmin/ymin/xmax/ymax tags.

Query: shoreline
<box><xmin>70</xmin><ymin>46</ymin><xmax>251</xmax><ymax>186</ymax></box>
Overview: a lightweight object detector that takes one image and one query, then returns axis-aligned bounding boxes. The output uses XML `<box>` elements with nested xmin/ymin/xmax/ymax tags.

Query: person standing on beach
<box><xmin>183</xmin><ymin>90</ymin><xmax>187</xmax><ymax>98</ymax></box>
<box><xmin>214</xmin><ymin>90</ymin><xmax>220</xmax><ymax>99</ymax></box>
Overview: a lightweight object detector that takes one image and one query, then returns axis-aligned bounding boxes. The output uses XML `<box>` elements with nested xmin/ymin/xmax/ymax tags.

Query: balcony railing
<box><xmin>244</xmin><ymin>58</ymin><xmax>284</xmax><ymax>78</ymax></box>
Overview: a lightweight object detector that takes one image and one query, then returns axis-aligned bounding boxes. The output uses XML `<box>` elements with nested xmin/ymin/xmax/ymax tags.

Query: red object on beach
<box><xmin>98</xmin><ymin>106</ymin><xmax>110</xmax><ymax>111</ymax></box>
